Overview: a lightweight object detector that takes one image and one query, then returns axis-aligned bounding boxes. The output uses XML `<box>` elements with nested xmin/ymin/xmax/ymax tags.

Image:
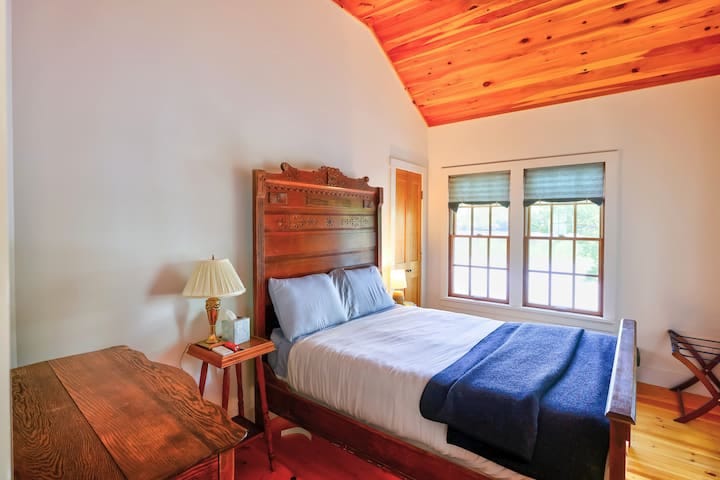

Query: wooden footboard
<box><xmin>605</xmin><ymin>318</ymin><xmax>638</xmax><ymax>480</ymax></box>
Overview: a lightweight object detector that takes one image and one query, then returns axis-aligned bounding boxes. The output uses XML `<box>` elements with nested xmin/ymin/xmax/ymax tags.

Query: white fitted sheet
<box><xmin>286</xmin><ymin>305</ymin><xmax>531</xmax><ymax>480</ymax></box>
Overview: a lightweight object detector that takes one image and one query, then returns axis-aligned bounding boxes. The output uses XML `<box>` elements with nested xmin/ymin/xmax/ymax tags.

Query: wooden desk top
<box><xmin>12</xmin><ymin>346</ymin><xmax>247</xmax><ymax>480</ymax></box>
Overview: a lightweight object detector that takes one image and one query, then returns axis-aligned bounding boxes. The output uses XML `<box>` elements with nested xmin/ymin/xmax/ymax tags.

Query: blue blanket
<box><xmin>420</xmin><ymin>323</ymin><xmax>616</xmax><ymax>480</ymax></box>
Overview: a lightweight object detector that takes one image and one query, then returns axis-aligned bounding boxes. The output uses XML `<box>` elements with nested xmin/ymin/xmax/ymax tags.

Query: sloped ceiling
<box><xmin>333</xmin><ymin>0</ymin><xmax>720</xmax><ymax>126</ymax></box>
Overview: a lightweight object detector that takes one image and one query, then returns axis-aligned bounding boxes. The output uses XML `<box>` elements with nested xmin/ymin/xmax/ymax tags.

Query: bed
<box><xmin>252</xmin><ymin>163</ymin><xmax>637</xmax><ymax>480</ymax></box>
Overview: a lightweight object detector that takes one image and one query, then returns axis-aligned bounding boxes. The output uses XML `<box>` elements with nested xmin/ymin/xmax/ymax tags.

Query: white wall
<box><xmin>428</xmin><ymin>76</ymin><xmax>720</xmax><ymax>389</ymax></box>
<box><xmin>0</xmin><ymin>0</ymin><xmax>10</xmax><ymax>474</ymax></box>
<box><xmin>12</xmin><ymin>0</ymin><xmax>427</xmax><ymax>416</ymax></box>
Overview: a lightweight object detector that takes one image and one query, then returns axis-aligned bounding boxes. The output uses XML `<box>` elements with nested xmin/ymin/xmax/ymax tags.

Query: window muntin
<box><xmin>524</xmin><ymin>201</ymin><xmax>603</xmax><ymax>315</ymax></box>
<box><xmin>449</xmin><ymin>204</ymin><xmax>509</xmax><ymax>302</ymax></box>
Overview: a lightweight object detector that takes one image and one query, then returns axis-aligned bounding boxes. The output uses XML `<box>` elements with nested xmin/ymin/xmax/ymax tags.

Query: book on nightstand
<box><xmin>211</xmin><ymin>345</ymin><xmax>234</xmax><ymax>356</ymax></box>
<box><xmin>195</xmin><ymin>339</ymin><xmax>224</xmax><ymax>350</ymax></box>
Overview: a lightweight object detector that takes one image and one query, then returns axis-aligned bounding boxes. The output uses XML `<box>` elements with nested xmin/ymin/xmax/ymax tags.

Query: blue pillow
<box><xmin>329</xmin><ymin>266</ymin><xmax>395</xmax><ymax>319</ymax></box>
<box><xmin>328</xmin><ymin>268</ymin><xmax>355</xmax><ymax>319</ymax></box>
<box><xmin>268</xmin><ymin>273</ymin><xmax>348</xmax><ymax>342</ymax></box>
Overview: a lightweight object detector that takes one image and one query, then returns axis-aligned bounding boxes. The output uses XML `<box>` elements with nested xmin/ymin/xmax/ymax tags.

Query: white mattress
<box><xmin>286</xmin><ymin>305</ymin><xmax>531</xmax><ymax>480</ymax></box>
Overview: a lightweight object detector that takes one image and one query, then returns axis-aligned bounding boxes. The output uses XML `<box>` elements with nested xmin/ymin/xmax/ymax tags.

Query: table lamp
<box><xmin>390</xmin><ymin>268</ymin><xmax>407</xmax><ymax>305</ymax></box>
<box><xmin>183</xmin><ymin>256</ymin><xmax>246</xmax><ymax>345</ymax></box>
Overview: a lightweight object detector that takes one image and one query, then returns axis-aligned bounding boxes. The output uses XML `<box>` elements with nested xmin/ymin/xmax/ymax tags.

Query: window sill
<box><xmin>437</xmin><ymin>296</ymin><xmax>616</xmax><ymax>333</ymax></box>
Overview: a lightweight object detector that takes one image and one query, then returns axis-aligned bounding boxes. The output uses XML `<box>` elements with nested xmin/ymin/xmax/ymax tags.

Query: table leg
<box><xmin>235</xmin><ymin>364</ymin><xmax>244</xmax><ymax>418</ymax></box>
<box><xmin>222</xmin><ymin>367</ymin><xmax>230</xmax><ymax>411</ymax></box>
<box><xmin>218</xmin><ymin>448</ymin><xmax>235</xmax><ymax>480</ymax></box>
<box><xmin>198</xmin><ymin>362</ymin><xmax>209</xmax><ymax>396</ymax></box>
<box><xmin>255</xmin><ymin>357</ymin><xmax>274</xmax><ymax>471</ymax></box>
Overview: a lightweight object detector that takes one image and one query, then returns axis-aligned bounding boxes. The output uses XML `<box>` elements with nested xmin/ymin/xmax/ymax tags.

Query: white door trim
<box><xmin>0</xmin><ymin>0</ymin><xmax>12</xmax><ymax>477</ymax></box>
<box><xmin>388</xmin><ymin>157</ymin><xmax>427</xmax><ymax>305</ymax></box>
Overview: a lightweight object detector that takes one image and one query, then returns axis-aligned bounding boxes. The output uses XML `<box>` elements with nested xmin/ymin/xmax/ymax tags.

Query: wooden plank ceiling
<box><xmin>333</xmin><ymin>0</ymin><xmax>720</xmax><ymax>126</ymax></box>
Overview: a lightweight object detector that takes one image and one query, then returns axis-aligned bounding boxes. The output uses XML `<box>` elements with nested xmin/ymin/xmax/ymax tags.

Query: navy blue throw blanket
<box><xmin>420</xmin><ymin>323</ymin><xmax>617</xmax><ymax>480</ymax></box>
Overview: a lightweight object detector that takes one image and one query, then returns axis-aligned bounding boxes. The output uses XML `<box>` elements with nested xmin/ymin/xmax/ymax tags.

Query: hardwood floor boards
<box><xmin>236</xmin><ymin>383</ymin><xmax>719</xmax><ymax>479</ymax></box>
<box><xmin>627</xmin><ymin>383</ymin><xmax>719</xmax><ymax>480</ymax></box>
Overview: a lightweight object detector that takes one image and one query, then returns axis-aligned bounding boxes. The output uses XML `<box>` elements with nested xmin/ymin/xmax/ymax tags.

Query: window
<box><xmin>450</xmin><ymin>204</ymin><xmax>509</xmax><ymax>301</ymax></box>
<box><xmin>448</xmin><ymin>171</ymin><xmax>510</xmax><ymax>302</ymax></box>
<box><xmin>445</xmin><ymin>157</ymin><xmax>611</xmax><ymax>320</ymax></box>
<box><xmin>525</xmin><ymin>201</ymin><xmax>603</xmax><ymax>314</ymax></box>
<box><xmin>523</xmin><ymin>162</ymin><xmax>605</xmax><ymax>315</ymax></box>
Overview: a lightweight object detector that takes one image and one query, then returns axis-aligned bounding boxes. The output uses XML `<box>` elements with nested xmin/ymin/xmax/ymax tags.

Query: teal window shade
<box><xmin>524</xmin><ymin>162</ymin><xmax>604</xmax><ymax>206</ymax></box>
<box><xmin>448</xmin><ymin>171</ymin><xmax>510</xmax><ymax>212</ymax></box>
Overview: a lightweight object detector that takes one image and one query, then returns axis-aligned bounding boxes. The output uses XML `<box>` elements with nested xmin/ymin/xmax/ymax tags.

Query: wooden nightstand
<box><xmin>187</xmin><ymin>336</ymin><xmax>276</xmax><ymax>470</ymax></box>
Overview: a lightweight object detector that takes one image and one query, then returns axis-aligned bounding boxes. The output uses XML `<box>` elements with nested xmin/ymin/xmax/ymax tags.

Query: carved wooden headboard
<box><xmin>252</xmin><ymin>163</ymin><xmax>383</xmax><ymax>338</ymax></box>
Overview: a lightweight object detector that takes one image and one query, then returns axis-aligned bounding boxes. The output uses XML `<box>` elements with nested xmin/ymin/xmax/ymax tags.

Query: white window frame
<box><xmin>438</xmin><ymin>151</ymin><xmax>619</xmax><ymax>332</ymax></box>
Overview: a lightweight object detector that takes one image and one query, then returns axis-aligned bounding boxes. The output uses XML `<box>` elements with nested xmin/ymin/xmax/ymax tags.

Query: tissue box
<box><xmin>221</xmin><ymin>316</ymin><xmax>250</xmax><ymax>344</ymax></box>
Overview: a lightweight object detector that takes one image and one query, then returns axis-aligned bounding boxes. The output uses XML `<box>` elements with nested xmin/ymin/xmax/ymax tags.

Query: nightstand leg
<box><xmin>255</xmin><ymin>357</ymin><xmax>274</xmax><ymax>471</ymax></box>
<box><xmin>198</xmin><ymin>362</ymin><xmax>209</xmax><ymax>396</ymax></box>
<box><xmin>221</xmin><ymin>367</ymin><xmax>230</xmax><ymax>411</ymax></box>
<box><xmin>235</xmin><ymin>364</ymin><xmax>244</xmax><ymax>418</ymax></box>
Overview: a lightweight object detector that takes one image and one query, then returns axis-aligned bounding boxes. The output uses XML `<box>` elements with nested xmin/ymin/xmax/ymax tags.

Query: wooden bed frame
<box><xmin>252</xmin><ymin>163</ymin><xmax>637</xmax><ymax>480</ymax></box>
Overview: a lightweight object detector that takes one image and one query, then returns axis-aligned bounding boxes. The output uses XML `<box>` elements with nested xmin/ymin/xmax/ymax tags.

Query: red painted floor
<box><xmin>235</xmin><ymin>417</ymin><xmax>401</xmax><ymax>479</ymax></box>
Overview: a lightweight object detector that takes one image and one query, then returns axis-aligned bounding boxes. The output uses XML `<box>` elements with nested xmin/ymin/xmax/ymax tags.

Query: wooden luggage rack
<box><xmin>668</xmin><ymin>330</ymin><xmax>720</xmax><ymax>423</ymax></box>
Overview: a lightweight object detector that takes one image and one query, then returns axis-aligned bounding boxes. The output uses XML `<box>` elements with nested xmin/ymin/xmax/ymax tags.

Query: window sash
<box><xmin>449</xmin><ymin>204</ymin><xmax>509</xmax><ymax>303</ymax></box>
<box><xmin>523</xmin><ymin>201</ymin><xmax>604</xmax><ymax>315</ymax></box>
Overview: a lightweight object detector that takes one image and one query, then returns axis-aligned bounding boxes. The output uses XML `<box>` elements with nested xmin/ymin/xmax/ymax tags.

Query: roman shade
<box><xmin>524</xmin><ymin>162</ymin><xmax>604</xmax><ymax>206</ymax></box>
<box><xmin>448</xmin><ymin>171</ymin><xmax>510</xmax><ymax>212</ymax></box>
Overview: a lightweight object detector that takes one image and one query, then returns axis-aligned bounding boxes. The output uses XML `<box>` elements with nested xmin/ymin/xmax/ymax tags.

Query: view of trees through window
<box><xmin>448</xmin><ymin>200</ymin><xmax>603</xmax><ymax>314</ymax></box>
<box><xmin>525</xmin><ymin>200</ymin><xmax>603</xmax><ymax>314</ymax></box>
<box><xmin>449</xmin><ymin>204</ymin><xmax>509</xmax><ymax>302</ymax></box>
<box><xmin>447</xmin><ymin>160</ymin><xmax>607</xmax><ymax>317</ymax></box>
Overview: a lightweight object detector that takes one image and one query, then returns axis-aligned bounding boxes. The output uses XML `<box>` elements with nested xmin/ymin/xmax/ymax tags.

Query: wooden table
<box><xmin>12</xmin><ymin>346</ymin><xmax>247</xmax><ymax>480</ymax></box>
<box><xmin>187</xmin><ymin>336</ymin><xmax>275</xmax><ymax>470</ymax></box>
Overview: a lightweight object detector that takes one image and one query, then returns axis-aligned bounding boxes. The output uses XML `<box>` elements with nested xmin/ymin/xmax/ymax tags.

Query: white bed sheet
<box><xmin>287</xmin><ymin>305</ymin><xmax>531</xmax><ymax>480</ymax></box>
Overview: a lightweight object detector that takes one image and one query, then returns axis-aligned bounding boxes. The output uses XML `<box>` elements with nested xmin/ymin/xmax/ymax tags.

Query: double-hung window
<box><xmin>448</xmin><ymin>172</ymin><xmax>510</xmax><ymax>302</ymax></box>
<box><xmin>523</xmin><ymin>163</ymin><xmax>605</xmax><ymax>315</ymax></box>
<box><xmin>446</xmin><ymin>155</ymin><xmax>612</xmax><ymax>321</ymax></box>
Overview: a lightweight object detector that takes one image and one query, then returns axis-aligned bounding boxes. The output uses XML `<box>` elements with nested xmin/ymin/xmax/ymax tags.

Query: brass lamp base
<box><xmin>205</xmin><ymin>296</ymin><xmax>221</xmax><ymax>344</ymax></box>
<box><xmin>392</xmin><ymin>290</ymin><xmax>405</xmax><ymax>305</ymax></box>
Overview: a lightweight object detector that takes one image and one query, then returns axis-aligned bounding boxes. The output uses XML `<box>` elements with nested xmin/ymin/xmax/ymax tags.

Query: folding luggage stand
<box><xmin>668</xmin><ymin>330</ymin><xmax>720</xmax><ymax>423</ymax></box>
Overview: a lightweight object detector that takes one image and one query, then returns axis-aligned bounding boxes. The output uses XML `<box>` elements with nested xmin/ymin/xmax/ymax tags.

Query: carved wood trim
<box><xmin>267</xmin><ymin>215</ymin><xmax>376</xmax><ymax>231</ymax></box>
<box><xmin>274</xmin><ymin>162</ymin><xmax>373</xmax><ymax>191</ymax></box>
<box><xmin>265</xmin><ymin>182</ymin><xmax>377</xmax><ymax>201</ymax></box>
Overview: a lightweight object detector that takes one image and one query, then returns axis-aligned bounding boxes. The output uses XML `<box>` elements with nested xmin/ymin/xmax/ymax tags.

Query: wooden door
<box><xmin>394</xmin><ymin>169</ymin><xmax>422</xmax><ymax>305</ymax></box>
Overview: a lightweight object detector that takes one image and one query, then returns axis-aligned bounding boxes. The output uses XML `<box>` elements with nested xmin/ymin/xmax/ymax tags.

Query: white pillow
<box><xmin>268</xmin><ymin>273</ymin><xmax>348</xmax><ymax>342</ymax></box>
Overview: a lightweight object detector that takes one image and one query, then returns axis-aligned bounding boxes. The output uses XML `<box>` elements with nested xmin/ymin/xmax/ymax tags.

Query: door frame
<box><xmin>0</xmin><ymin>0</ymin><xmax>12</xmax><ymax>476</ymax></box>
<box><xmin>388</xmin><ymin>157</ymin><xmax>427</xmax><ymax>306</ymax></box>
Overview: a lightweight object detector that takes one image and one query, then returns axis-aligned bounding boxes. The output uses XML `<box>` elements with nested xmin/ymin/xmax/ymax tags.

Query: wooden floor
<box><xmin>237</xmin><ymin>382</ymin><xmax>719</xmax><ymax>479</ymax></box>
<box><xmin>628</xmin><ymin>383</ymin><xmax>719</xmax><ymax>480</ymax></box>
<box><xmin>235</xmin><ymin>416</ymin><xmax>400</xmax><ymax>479</ymax></box>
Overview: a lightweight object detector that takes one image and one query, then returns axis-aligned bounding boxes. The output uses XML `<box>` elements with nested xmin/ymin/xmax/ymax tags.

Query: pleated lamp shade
<box><xmin>182</xmin><ymin>258</ymin><xmax>246</xmax><ymax>298</ymax></box>
<box><xmin>390</xmin><ymin>269</ymin><xmax>407</xmax><ymax>290</ymax></box>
